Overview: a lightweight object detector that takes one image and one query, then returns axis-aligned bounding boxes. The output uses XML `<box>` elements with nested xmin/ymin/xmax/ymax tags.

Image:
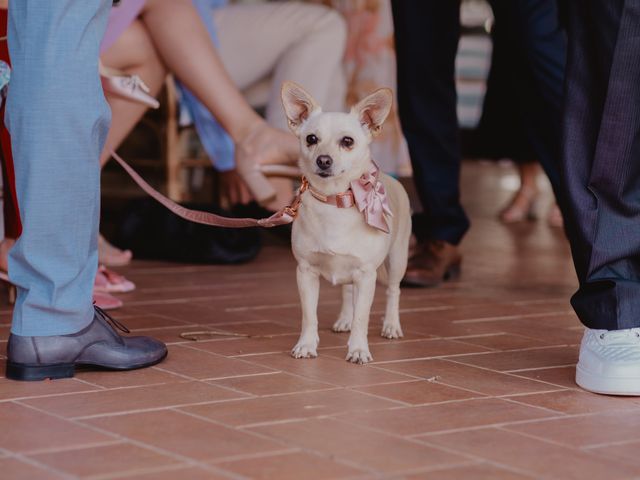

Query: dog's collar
<box><xmin>308</xmin><ymin>186</ymin><xmax>355</xmax><ymax>208</ymax></box>
<box><xmin>304</xmin><ymin>163</ymin><xmax>393</xmax><ymax>233</ymax></box>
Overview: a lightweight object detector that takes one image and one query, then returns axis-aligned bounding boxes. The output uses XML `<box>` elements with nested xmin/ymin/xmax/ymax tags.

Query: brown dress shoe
<box><xmin>402</xmin><ymin>240</ymin><xmax>462</xmax><ymax>288</ymax></box>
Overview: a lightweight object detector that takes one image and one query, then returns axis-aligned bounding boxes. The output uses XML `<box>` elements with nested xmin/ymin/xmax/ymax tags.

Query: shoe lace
<box><xmin>93</xmin><ymin>304</ymin><xmax>131</xmax><ymax>334</ymax></box>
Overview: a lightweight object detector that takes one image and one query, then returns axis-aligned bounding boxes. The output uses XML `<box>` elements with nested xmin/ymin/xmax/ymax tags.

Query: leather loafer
<box><xmin>6</xmin><ymin>306</ymin><xmax>167</xmax><ymax>381</ymax></box>
<box><xmin>402</xmin><ymin>240</ymin><xmax>462</xmax><ymax>288</ymax></box>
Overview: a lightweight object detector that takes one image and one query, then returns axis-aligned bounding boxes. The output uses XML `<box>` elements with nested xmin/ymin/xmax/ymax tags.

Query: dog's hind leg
<box><xmin>332</xmin><ymin>284</ymin><xmax>354</xmax><ymax>333</ymax></box>
<box><xmin>381</xmin><ymin>232</ymin><xmax>410</xmax><ymax>340</ymax></box>
<box><xmin>346</xmin><ymin>271</ymin><xmax>376</xmax><ymax>364</ymax></box>
<box><xmin>291</xmin><ymin>264</ymin><xmax>320</xmax><ymax>359</ymax></box>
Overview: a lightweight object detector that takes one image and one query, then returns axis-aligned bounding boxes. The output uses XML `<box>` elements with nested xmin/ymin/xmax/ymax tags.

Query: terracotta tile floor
<box><xmin>1</xmin><ymin>162</ymin><xmax>640</xmax><ymax>479</ymax></box>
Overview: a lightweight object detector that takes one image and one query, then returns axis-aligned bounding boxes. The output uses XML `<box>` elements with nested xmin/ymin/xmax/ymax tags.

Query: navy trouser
<box><xmin>392</xmin><ymin>0</ymin><xmax>566</xmax><ymax>244</ymax></box>
<box><xmin>561</xmin><ymin>0</ymin><xmax>640</xmax><ymax>330</ymax></box>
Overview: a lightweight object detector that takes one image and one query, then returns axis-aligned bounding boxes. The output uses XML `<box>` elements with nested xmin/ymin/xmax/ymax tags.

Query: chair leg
<box><xmin>164</xmin><ymin>75</ymin><xmax>183</xmax><ymax>202</ymax></box>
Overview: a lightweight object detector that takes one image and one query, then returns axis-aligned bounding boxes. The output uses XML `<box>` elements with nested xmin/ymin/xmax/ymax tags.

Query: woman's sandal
<box><xmin>98</xmin><ymin>234</ymin><xmax>133</xmax><ymax>267</ymax></box>
<box><xmin>500</xmin><ymin>186</ymin><xmax>539</xmax><ymax>224</ymax></box>
<box><xmin>99</xmin><ymin>61</ymin><xmax>160</xmax><ymax>110</ymax></box>
<box><xmin>94</xmin><ymin>265</ymin><xmax>136</xmax><ymax>294</ymax></box>
<box><xmin>0</xmin><ymin>268</ymin><xmax>130</xmax><ymax>308</ymax></box>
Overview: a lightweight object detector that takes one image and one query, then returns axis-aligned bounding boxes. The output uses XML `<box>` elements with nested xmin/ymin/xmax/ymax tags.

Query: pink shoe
<box><xmin>93</xmin><ymin>291</ymin><xmax>123</xmax><ymax>311</ymax></box>
<box><xmin>100</xmin><ymin>63</ymin><xmax>159</xmax><ymax>109</ymax></box>
<box><xmin>94</xmin><ymin>266</ymin><xmax>136</xmax><ymax>294</ymax></box>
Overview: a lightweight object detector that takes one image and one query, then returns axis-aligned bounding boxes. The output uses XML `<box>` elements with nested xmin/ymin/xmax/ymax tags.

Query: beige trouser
<box><xmin>213</xmin><ymin>1</ymin><xmax>347</xmax><ymax>131</ymax></box>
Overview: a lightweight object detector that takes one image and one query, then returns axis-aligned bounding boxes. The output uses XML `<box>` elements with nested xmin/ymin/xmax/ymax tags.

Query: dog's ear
<box><xmin>351</xmin><ymin>88</ymin><xmax>393</xmax><ymax>137</ymax></box>
<box><xmin>281</xmin><ymin>81</ymin><xmax>321</xmax><ymax>135</ymax></box>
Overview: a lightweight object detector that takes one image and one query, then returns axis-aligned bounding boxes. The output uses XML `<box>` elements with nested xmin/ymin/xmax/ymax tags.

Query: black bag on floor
<box><xmin>115</xmin><ymin>197</ymin><xmax>261</xmax><ymax>264</ymax></box>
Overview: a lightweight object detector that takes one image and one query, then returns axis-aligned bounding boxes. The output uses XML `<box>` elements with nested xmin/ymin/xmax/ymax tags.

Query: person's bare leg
<box><xmin>97</xmin><ymin>20</ymin><xmax>167</xmax><ymax>266</ymax></box>
<box><xmin>139</xmin><ymin>0</ymin><xmax>299</xmax><ymax>171</ymax></box>
<box><xmin>210</xmin><ymin>3</ymin><xmax>345</xmax><ymax>209</ymax></box>
<box><xmin>99</xmin><ymin>20</ymin><xmax>167</xmax><ymax>167</ymax></box>
<box><xmin>0</xmin><ymin>238</ymin><xmax>14</xmax><ymax>272</ymax></box>
<box><xmin>500</xmin><ymin>161</ymin><xmax>540</xmax><ymax>223</ymax></box>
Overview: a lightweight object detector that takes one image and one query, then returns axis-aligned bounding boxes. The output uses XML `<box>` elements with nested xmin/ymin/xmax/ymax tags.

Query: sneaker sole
<box><xmin>576</xmin><ymin>364</ymin><xmax>640</xmax><ymax>396</ymax></box>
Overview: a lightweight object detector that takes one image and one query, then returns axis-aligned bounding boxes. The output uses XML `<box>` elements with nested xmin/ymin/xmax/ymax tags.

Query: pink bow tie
<box><xmin>350</xmin><ymin>165</ymin><xmax>393</xmax><ymax>233</ymax></box>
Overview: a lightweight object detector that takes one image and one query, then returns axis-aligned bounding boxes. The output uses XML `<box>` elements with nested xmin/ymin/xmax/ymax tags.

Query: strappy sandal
<box><xmin>94</xmin><ymin>265</ymin><xmax>136</xmax><ymax>294</ymax></box>
<box><xmin>99</xmin><ymin>61</ymin><xmax>160</xmax><ymax>110</ymax></box>
<box><xmin>98</xmin><ymin>233</ymin><xmax>133</xmax><ymax>267</ymax></box>
<box><xmin>500</xmin><ymin>185</ymin><xmax>539</xmax><ymax>223</ymax></box>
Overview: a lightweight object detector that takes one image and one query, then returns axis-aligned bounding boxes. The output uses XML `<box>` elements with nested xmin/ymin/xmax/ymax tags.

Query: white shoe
<box><xmin>576</xmin><ymin>327</ymin><xmax>640</xmax><ymax>395</ymax></box>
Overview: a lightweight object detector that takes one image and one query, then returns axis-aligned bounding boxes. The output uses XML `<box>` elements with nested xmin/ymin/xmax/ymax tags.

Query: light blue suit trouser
<box><xmin>6</xmin><ymin>0</ymin><xmax>112</xmax><ymax>336</ymax></box>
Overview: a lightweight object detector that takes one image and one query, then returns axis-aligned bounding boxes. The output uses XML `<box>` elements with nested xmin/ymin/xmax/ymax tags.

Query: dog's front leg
<box><xmin>332</xmin><ymin>284</ymin><xmax>354</xmax><ymax>332</ymax></box>
<box><xmin>346</xmin><ymin>270</ymin><xmax>376</xmax><ymax>364</ymax></box>
<box><xmin>381</xmin><ymin>283</ymin><xmax>403</xmax><ymax>339</ymax></box>
<box><xmin>291</xmin><ymin>264</ymin><xmax>320</xmax><ymax>359</ymax></box>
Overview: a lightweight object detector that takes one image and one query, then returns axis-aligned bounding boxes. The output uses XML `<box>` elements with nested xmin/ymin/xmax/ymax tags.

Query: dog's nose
<box><xmin>316</xmin><ymin>155</ymin><xmax>333</xmax><ymax>170</ymax></box>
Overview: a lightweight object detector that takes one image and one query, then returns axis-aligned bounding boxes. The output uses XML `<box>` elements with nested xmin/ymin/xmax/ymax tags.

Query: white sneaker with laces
<box><xmin>576</xmin><ymin>327</ymin><xmax>640</xmax><ymax>395</ymax></box>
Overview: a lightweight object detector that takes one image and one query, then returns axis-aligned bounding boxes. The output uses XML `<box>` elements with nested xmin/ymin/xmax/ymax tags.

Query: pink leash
<box><xmin>110</xmin><ymin>150</ymin><xmax>305</xmax><ymax>229</ymax></box>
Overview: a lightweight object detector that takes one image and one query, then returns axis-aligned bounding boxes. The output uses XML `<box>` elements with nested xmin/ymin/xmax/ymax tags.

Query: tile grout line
<box><xmin>450</xmin><ymin>310</ymin><xmax>575</xmax><ymax>324</ymax></box>
<box><xmin>505</xmin><ymin>363</ymin><xmax>578</xmax><ymax>373</ymax></box>
<box><xmin>387</xmin><ymin>459</ymin><xmax>540</xmax><ymax>479</ymax></box>
<box><xmin>87</xmin><ymin>462</ymin><xmax>216</xmax><ymax>480</ymax></box>
<box><xmin>14</xmin><ymin>439</ymin><xmax>124</xmax><ymax>457</ymax></box>
<box><xmin>175</xmin><ymin>408</ymin><xmax>382</xmax><ymax>477</ymax></box>
<box><xmin>4</xmin><ymin>451</ymin><xmax>77</xmax><ymax>480</ymax></box>
<box><xmin>440</xmin><ymin>357</ymin><xmax>581</xmax><ymax>388</ymax></box>
<box><xmin>323</xmin><ymin>415</ymin><xmax>542</xmax><ymax>479</ymax></box>
<box><xmin>493</xmin><ymin>424</ymin><xmax>615</xmax><ymax>452</ymax></box>
<box><xmin>10</xmin><ymin>400</ymin><xmax>246</xmax><ymax>480</ymax></box>
<box><xmin>368</xmin><ymin>360</ymin><xmax>569</xmax><ymax>397</ymax></box>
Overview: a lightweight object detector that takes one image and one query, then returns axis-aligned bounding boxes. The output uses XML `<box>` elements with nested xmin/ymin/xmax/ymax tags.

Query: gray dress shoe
<box><xmin>5</xmin><ymin>306</ymin><xmax>167</xmax><ymax>381</ymax></box>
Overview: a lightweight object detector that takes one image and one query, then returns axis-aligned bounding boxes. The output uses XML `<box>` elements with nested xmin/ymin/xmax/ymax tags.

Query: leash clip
<box><xmin>282</xmin><ymin>176</ymin><xmax>308</xmax><ymax>219</ymax></box>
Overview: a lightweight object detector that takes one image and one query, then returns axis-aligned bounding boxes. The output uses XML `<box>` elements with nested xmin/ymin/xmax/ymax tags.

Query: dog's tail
<box><xmin>376</xmin><ymin>262</ymin><xmax>389</xmax><ymax>287</ymax></box>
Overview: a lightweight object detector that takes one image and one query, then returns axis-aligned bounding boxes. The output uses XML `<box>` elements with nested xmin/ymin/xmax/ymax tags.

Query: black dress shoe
<box><xmin>5</xmin><ymin>306</ymin><xmax>167</xmax><ymax>381</ymax></box>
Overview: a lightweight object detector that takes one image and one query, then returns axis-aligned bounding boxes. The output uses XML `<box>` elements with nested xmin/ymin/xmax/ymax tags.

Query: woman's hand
<box><xmin>219</xmin><ymin>169</ymin><xmax>253</xmax><ymax>206</ymax></box>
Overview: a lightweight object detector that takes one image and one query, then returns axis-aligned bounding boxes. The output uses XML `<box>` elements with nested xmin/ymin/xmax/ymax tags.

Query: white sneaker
<box><xmin>576</xmin><ymin>327</ymin><xmax>640</xmax><ymax>395</ymax></box>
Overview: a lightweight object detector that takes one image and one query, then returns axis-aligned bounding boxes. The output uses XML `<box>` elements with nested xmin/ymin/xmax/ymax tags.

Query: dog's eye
<box><xmin>306</xmin><ymin>134</ymin><xmax>318</xmax><ymax>146</ymax></box>
<box><xmin>340</xmin><ymin>136</ymin><xmax>354</xmax><ymax>148</ymax></box>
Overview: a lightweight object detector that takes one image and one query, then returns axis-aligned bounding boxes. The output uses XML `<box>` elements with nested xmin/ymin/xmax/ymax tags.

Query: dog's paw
<box><xmin>346</xmin><ymin>347</ymin><xmax>373</xmax><ymax>364</ymax></box>
<box><xmin>291</xmin><ymin>340</ymin><xmax>318</xmax><ymax>359</ymax></box>
<box><xmin>332</xmin><ymin>317</ymin><xmax>352</xmax><ymax>333</ymax></box>
<box><xmin>381</xmin><ymin>321</ymin><xmax>404</xmax><ymax>339</ymax></box>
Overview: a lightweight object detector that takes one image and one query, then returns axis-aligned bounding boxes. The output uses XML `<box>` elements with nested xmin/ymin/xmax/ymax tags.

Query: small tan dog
<box><xmin>281</xmin><ymin>81</ymin><xmax>411</xmax><ymax>364</ymax></box>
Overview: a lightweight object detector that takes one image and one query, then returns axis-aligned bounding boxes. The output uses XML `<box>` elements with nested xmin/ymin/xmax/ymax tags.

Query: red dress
<box><xmin>0</xmin><ymin>8</ymin><xmax>22</xmax><ymax>238</ymax></box>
